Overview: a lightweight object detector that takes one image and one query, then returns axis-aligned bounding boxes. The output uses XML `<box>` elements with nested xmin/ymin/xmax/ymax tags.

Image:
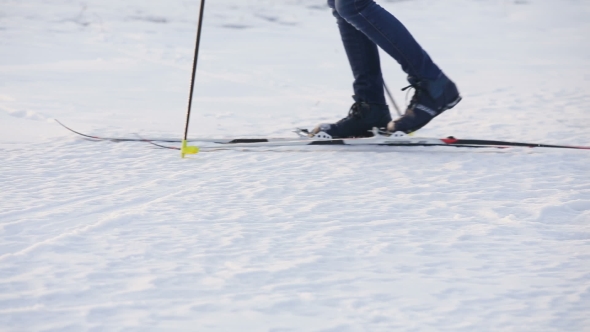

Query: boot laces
<box><xmin>348</xmin><ymin>102</ymin><xmax>366</xmax><ymax>119</ymax></box>
<box><xmin>401</xmin><ymin>83</ymin><xmax>433</xmax><ymax>109</ymax></box>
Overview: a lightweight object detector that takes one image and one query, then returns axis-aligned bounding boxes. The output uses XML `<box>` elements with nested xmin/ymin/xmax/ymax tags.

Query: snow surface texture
<box><xmin>1</xmin><ymin>0</ymin><xmax>589</xmax><ymax>331</ymax></box>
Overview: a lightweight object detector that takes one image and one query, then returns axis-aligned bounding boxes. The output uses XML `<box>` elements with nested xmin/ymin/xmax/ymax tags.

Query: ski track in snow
<box><xmin>1</xmin><ymin>0</ymin><xmax>590</xmax><ymax>331</ymax></box>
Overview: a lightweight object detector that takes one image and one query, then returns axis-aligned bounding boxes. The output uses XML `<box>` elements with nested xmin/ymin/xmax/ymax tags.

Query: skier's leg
<box><xmin>328</xmin><ymin>0</ymin><xmax>386</xmax><ymax>105</ymax></box>
<box><xmin>334</xmin><ymin>0</ymin><xmax>440</xmax><ymax>80</ymax></box>
<box><xmin>334</xmin><ymin>0</ymin><xmax>461</xmax><ymax>134</ymax></box>
<box><xmin>309</xmin><ymin>0</ymin><xmax>391</xmax><ymax>138</ymax></box>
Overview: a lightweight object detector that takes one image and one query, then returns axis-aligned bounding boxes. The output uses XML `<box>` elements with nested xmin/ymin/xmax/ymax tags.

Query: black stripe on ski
<box><xmin>227</xmin><ymin>139</ymin><xmax>271</xmax><ymax>143</ymax></box>
<box><xmin>443</xmin><ymin>138</ymin><xmax>590</xmax><ymax>150</ymax></box>
<box><xmin>309</xmin><ymin>140</ymin><xmax>345</xmax><ymax>145</ymax></box>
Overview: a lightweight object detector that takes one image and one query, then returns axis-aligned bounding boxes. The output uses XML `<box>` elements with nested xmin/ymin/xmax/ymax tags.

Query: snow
<box><xmin>1</xmin><ymin>0</ymin><xmax>589</xmax><ymax>330</ymax></box>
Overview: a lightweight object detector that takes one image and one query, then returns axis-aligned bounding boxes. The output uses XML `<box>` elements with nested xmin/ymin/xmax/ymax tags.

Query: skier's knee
<box><xmin>334</xmin><ymin>0</ymin><xmax>367</xmax><ymax>20</ymax></box>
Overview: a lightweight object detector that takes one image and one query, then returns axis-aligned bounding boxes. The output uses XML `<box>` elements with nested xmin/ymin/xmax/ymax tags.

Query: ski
<box><xmin>197</xmin><ymin>134</ymin><xmax>590</xmax><ymax>150</ymax></box>
<box><xmin>55</xmin><ymin>119</ymin><xmax>302</xmax><ymax>144</ymax></box>
<box><xmin>56</xmin><ymin>119</ymin><xmax>590</xmax><ymax>150</ymax></box>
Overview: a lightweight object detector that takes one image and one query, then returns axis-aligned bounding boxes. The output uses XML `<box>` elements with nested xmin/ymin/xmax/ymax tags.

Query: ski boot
<box><xmin>311</xmin><ymin>97</ymin><xmax>392</xmax><ymax>138</ymax></box>
<box><xmin>387</xmin><ymin>73</ymin><xmax>461</xmax><ymax>134</ymax></box>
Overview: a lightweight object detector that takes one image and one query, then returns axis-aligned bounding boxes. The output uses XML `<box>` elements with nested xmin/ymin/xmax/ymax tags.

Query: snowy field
<box><xmin>1</xmin><ymin>0</ymin><xmax>590</xmax><ymax>330</ymax></box>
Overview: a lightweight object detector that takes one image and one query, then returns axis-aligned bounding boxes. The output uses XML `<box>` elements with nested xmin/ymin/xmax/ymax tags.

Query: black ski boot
<box><xmin>311</xmin><ymin>97</ymin><xmax>392</xmax><ymax>138</ymax></box>
<box><xmin>387</xmin><ymin>73</ymin><xmax>461</xmax><ymax>134</ymax></box>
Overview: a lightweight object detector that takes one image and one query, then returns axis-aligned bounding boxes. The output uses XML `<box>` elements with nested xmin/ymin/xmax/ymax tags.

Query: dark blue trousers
<box><xmin>328</xmin><ymin>0</ymin><xmax>442</xmax><ymax>105</ymax></box>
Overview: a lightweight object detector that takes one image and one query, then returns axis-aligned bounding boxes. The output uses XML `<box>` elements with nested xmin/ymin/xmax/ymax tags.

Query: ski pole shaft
<box><xmin>384</xmin><ymin>82</ymin><xmax>402</xmax><ymax>117</ymax></box>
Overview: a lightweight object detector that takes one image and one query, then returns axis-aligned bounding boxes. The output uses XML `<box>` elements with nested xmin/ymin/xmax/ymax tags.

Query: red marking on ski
<box><xmin>441</xmin><ymin>137</ymin><xmax>458</xmax><ymax>144</ymax></box>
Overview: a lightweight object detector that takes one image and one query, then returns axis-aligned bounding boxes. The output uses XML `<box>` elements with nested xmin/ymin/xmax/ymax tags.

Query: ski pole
<box><xmin>384</xmin><ymin>81</ymin><xmax>402</xmax><ymax>117</ymax></box>
<box><xmin>181</xmin><ymin>0</ymin><xmax>207</xmax><ymax>158</ymax></box>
